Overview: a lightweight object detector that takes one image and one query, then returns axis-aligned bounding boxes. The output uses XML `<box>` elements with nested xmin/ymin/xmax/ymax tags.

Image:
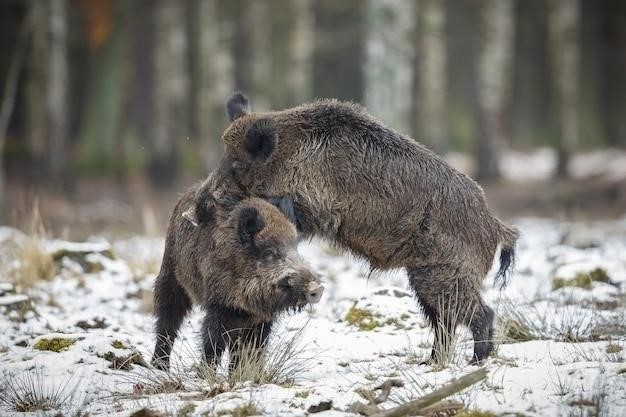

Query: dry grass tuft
<box><xmin>0</xmin><ymin>367</ymin><xmax>86</xmax><ymax>413</ymax></box>
<box><xmin>123</xmin><ymin>323</ymin><xmax>315</xmax><ymax>401</ymax></box>
<box><xmin>2</xmin><ymin>202</ymin><xmax>55</xmax><ymax>290</ymax></box>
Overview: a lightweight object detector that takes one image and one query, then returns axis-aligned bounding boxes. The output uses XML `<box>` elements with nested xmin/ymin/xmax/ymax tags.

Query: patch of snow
<box><xmin>0</xmin><ymin>219</ymin><xmax>624</xmax><ymax>416</ymax></box>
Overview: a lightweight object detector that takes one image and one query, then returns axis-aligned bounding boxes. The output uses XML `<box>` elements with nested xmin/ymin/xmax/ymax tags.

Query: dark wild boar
<box><xmin>199</xmin><ymin>92</ymin><xmax>518</xmax><ymax>364</ymax></box>
<box><xmin>151</xmin><ymin>182</ymin><xmax>323</xmax><ymax>371</ymax></box>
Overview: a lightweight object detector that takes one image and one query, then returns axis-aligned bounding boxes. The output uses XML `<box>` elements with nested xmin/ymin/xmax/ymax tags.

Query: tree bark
<box><xmin>0</xmin><ymin>6</ymin><xmax>33</xmax><ymax>221</ymax></box>
<box><xmin>365</xmin><ymin>0</ymin><xmax>416</xmax><ymax>135</ymax></box>
<box><xmin>474</xmin><ymin>0</ymin><xmax>514</xmax><ymax>182</ymax></box>
<box><xmin>313</xmin><ymin>0</ymin><xmax>365</xmax><ymax>102</ymax></box>
<box><xmin>418</xmin><ymin>0</ymin><xmax>447</xmax><ymax>152</ymax></box>
<box><xmin>549</xmin><ymin>0</ymin><xmax>580</xmax><ymax>178</ymax></box>
<box><xmin>197</xmin><ymin>0</ymin><xmax>234</xmax><ymax>168</ymax></box>
<box><xmin>149</xmin><ymin>0</ymin><xmax>188</xmax><ymax>186</ymax></box>
<box><xmin>47</xmin><ymin>0</ymin><xmax>69</xmax><ymax>191</ymax></box>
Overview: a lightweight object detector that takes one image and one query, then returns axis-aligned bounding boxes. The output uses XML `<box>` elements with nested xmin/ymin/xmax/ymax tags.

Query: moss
<box><xmin>552</xmin><ymin>268</ymin><xmax>610</xmax><ymax>290</ymax></box>
<box><xmin>606</xmin><ymin>343</ymin><xmax>623</xmax><ymax>354</ymax></box>
<box><xmin>345</xmin><ymin>305</ymin><xmax>381</xmax><ymax>331</ymax></box>
<box><xmin>217</xmin><ymin>403</ymin><xmax>262</xmax><ymax>417</ymax></box>
<box><xmin>618</xmin><ymin>368</ymin><xmax>626</xmax><ymax>375</ymax></box>
<box><xmin>111</xmin><ymin>340</ymin><xmax>126</xmax><ymax>349</ymax></box>
<box><xmin>294</xmin><ymin>390</ymin><xmax>310</xmax><ymax>398</ymax></box>
<box><xmin>177</xmin><ymin>403</ymin><xmax>197</xmax><ymax>417</ymax></box>
<box><xmin>384</xmin><ymin>317</ymin><xmax>407</xmax><ymax>330</ymax></box>
<box><xmin>33</xmin><ymin>337</ymin><xmax>77</xmax><ymax>352</ymax></box>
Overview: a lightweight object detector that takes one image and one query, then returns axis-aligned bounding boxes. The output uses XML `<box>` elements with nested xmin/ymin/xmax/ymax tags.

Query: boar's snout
<box><xmin>277</xmin><ymin>269</ymin><xmax>324</xmax><ymax>307</ymax></box>
<box><xmin>306</xmin><ymin>281</ymin><xmax>324</xmax><ymax>304</ymax></box>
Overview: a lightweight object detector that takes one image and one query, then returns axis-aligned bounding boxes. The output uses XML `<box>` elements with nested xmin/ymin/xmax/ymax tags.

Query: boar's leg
<box><xmin>151</xmin><ymin>269</ymin><xmax>192</xmax><ymax>371</ymax></box>
<box><xmin>466</xmin><ymin>300</ymin><xmax>494</xmax><ymax>365</ymax></box>
<box><xmin>228</xmin><ymin>321</ymin><xmax>273</xmax><ymax>375</ymax></box>
<box><xmin>201</xmin><ymin>309</ymin><xmax>227</xmax><ymax>368</ymax></box>
<box><xmin>408</xmin><ymin>267</ymin><xmax>463</xmax><ymax>365</ymax></box>
<box><xmin>410</xmin><ymin>267</ymin><xmax>495</xmax><ymax>365</ymax></box>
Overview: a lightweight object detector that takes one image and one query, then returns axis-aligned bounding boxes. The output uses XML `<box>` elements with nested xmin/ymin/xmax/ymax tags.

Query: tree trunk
<box><xmin>313</xmin><ymin>0</ymin><xmax>365</xmax><ymax>102</ymax></box>
<box><xmin>149</xmin><ymin>0</ymin><xmax>188</xmax><ymax>186</ymax></box>
<box><xmin>418</xmin><ymin>0</ymin><xmax>447</xmax><ymax>152</ymax></box>
<box><xmin>549</xmin><ymin>0</ymin><xmax>580</xmax><ymax>178</ymax></box>
<box><xmin>77</xmin><ymin>0</ymin><xmax>124</xmax><ymax>177</ymax></box>
<box><xmin>131</xmin><ymin>0</ymin><xmax>155</xmax><ymax>174</ymax></box>
<box><xmin>25</xmin><ymin>1</ymin><xmax>49</xmax><ymax>181</ymax></box>
<box><xmin>510</xmin><ymin>0</ymin><xmax>552</xmax><ymax>148</ymax></box>
<box><xmin>196</xmin><ymin>0</ymin><xmax>234</xmax><ymax>168</ymax></box>
<box><xmin>269</xmin><ymin>0</ymin><xmax>313</xmax><ymax>109</ymax></box>
<box><xmin>365</xmin><ymin>0</ymin><xmax>416</xmax><ymax>135</ymax></box>
<box><xmin>0</xmin><ymin>6</ymin><xmax>33</xmax><ymax>221</ymax></box>
<box><xmin>474</xmin><ymin>0</ymin><xmax>514</xmax><ymax>181</ymax></box>
<box><xmin>47</xmin><ymin>0</ymin><xmax>69</xmax><ymax>192</ymax></box>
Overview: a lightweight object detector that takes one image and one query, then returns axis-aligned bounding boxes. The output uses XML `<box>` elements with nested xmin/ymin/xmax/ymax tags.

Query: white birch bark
<box><xmin>365</xmin><ymin>0</ymin><xmax>416</xmax><ymax>134</ymax></box>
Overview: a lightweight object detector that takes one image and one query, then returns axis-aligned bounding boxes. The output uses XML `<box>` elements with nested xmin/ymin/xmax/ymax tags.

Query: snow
<box><xmin>445</xmin><ymin>147</ymin><xmax>626</xmax><ymax>182</ymax></box>
<box><xmin>0</xmin><ymin>218</ymin><xmax>624</xmax><ymax>416</ymax></box>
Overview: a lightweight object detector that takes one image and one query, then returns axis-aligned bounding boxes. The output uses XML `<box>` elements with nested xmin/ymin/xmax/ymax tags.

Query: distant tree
<box><xmin>22</xmin><ymin>0</ymin><xmax>69</xmax><ymax>190</ymax></box>
<box><xmin>0</xmin><ymin>5</ymin><xmax>33</xmax><ymax>220</ymax></box>
<box><xmin>474</xmin><ymin>0</ymin><xmax>514</xmax><ymax>181</ymax></box>
<box><xmin>510</xmin><ymin>0</ymin><xmax>553</xmax><ymax>149</ymax></box>
<box><xmin>313</xmin><ymin>0</ymin><xmax>365</xmax><ymax>102</ymax></box>
<box><xmin>196</xmin><ymin>0</ymin><xmax>234</xmax><ymax>167</ymax></box>
<box><xmin>269</xmin><ymin>0</ymin><xmax>313</xmax><ymax>109</ymax></box>
<box><xmin>365</xmin><ymin>0</ymin><xmax>415</xmax><ymax>135</ymax></box>
<box><xmin>549</xmin><ymin>0</ymin><xmax>580</xmax><ymax>178</ymax></box>
<box><xmin>418</xmin><ymin>0</ymin><xmax>447</xmax><ymax>152</ymax></box>
<box><xmin>77</xmin><ymin>0</ymin><xmax>124</xmax><ymax>179</ymax></box>
<box><xmin>48</xmin><ymin>0</ymin><xmax>69</xmax><ymax>191</ymax></box>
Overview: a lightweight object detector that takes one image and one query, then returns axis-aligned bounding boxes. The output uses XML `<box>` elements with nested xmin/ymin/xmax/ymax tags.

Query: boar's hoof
<box><xmin>468</xmin><ymin>356</ymin><xmax>487</xmax><ymax>366</ymax></box>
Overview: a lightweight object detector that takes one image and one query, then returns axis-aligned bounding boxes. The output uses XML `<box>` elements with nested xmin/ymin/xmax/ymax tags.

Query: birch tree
<box><xmin>365</xmin><ymin>0</ymin><xmax>415</xmax><ymax>135</ymax></box>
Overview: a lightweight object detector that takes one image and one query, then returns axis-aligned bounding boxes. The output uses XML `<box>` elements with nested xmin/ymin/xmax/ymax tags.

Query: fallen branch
<box><xmin>371</xmin><ymin>367</ymin><xmax>487</xmax><ymax>417</ymax></box>
<box><xmin>349</xmin><ymin>378</ymin><xmax>405</xmax><ymax>416</ymax></box>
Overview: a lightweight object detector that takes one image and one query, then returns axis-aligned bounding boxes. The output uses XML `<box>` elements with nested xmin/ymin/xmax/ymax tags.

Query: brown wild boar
<box><xmin>151</xmin><ymin>180</ymin><xmax>323</xmax><ymax>371</ymax></box>
<box><xmin>195</xmin><ymin>92</ymin><xmax>518</xmax><ymax>364</ymax></box>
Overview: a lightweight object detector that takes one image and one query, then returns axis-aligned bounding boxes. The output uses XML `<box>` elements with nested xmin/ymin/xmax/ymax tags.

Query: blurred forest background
<box><xmin>1</xmin><ymin>0</ymin><xmax>626</xmax><ymax>238</ymax></box>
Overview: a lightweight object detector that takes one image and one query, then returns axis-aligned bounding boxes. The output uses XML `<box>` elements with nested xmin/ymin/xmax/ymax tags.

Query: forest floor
<box><xmin>0</xmin><ymin>215</ymin><xmax>625</xmax><ymax>416</ymax></box>
<box><xmin>5</xmin><ymin>147</ymin><xmax>626</xmax><ymax>240</ymax></box>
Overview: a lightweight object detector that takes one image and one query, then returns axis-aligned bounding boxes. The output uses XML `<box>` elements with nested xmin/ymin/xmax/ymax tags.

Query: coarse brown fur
<box><xmin>151</xmin><ymin>177</ymin><xmax>323</xmax><ymax>371</ymax></box>
<box><xmin>204</xmin><ymin>92</ymin><xmax>519</xmax><ymax>364</ymax></box>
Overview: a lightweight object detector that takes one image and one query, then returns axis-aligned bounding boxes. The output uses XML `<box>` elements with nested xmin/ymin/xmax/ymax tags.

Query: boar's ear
<box><xmin>267</xmin><ymin>195</ymin><xmax>300</xmax><ymax>231</ymax></box>
<box><xmin>226</xmin><ymin>91</ymin><xmax>251</xmax><ymax>122</ymax></box>
<box><xmin>237</xmin><ymin>206</ymin><xmax>265</xmax><ymax>248</ymax></box>
<box><xmin>245</xmin><ymin>119</ymin><xmax>276</xmax><ymax>162</ymax></box>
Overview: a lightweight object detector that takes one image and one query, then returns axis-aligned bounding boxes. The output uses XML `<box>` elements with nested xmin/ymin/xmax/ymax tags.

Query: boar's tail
<box><xmin>494</xmin><ymin>224</ymin><xmax>519</xmax><ymax>289</ymax></box>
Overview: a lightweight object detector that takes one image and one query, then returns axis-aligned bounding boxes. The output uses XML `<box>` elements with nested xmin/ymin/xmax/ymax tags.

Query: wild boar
<box><xmin>151</xmin><ymin>181</ymin><xmax>323</xmax><ymax>371</ymax></box>
<box><xmin>198</xmin><ymin>92</ymin><xmax>518</xmax><ymax>364</ymax></box>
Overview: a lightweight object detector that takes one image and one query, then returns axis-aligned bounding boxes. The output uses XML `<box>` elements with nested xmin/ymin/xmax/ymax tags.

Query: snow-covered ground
<box><xmin>0</xmin><ymin>217</ymin><xmax>625</xmax><ymax>416</ymax></box>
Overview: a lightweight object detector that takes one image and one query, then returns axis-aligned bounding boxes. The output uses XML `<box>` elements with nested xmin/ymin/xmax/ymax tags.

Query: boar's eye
<box><xmin>262</xmin><ymin>248</ymin><xmax>277</xmax><ymax>261</ymax></box>
<box><xmin>232</xmin><ymin>160</ymin><xmax>249</xmax><ymax>177</ymax></box>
